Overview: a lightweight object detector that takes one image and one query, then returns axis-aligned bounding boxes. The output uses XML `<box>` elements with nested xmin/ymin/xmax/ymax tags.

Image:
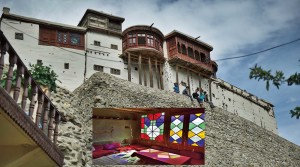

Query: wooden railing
<box><xmin>0</xmin><ymin>30</ymin><xmax>62</xmax><ymax>145</ymax></box>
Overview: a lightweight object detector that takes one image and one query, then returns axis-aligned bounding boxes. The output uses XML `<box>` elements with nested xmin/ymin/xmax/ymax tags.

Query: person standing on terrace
<box><xmin>183</xmin><ymin>86</ymin><xmax>193</xmax><ymax>102</ymax></box>
<box><xmin>173</xmin><ymin>82</ymin><xmax>179</xmax><ymax>93</ymax></box>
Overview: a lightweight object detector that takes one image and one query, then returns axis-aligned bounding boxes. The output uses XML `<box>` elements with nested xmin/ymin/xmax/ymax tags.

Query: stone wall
<box><xmin>54</xmin><ymin>72</ymin><xmax>300</xmax><ymax>166</ymax></box>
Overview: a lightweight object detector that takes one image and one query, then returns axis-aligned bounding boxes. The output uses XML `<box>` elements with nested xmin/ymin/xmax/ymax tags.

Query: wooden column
<box><xmin>182</xmin><ymin>112</ymin><xmax>190</xmax><ymax>147</ymax></box>
<box><xmin>160</xmin><ymin>63</ymin><xmax>164</xmax><ymax>90</ymax></box>
<box><xmin>128</xmin><ymin>53</ymin><xmax>131</xmax><ymax>81</ymax></box>
<box><xmin>187</xmin><ymin>69</ymin><xmax>191</xmax><ymax>95</ymax></box>
<box><xmin>13</xmin><ymin>61</ymin><xmax>24</xmax><ymax>101</ymax></box>
<box><xmin>29</xmin><ymin>83</ymin><xmax>37</xmax><ymax>119</ymax></box>
<box><xmin>54</xmin><ymin>112</ymin><xmax>60</xmax><ymax>144</ymax></box>
<box><xmin>155</xmin><ymin>59</ymin><xmax>160</xmax><ymax>89</ymax></box>
<box><xmin>21</xmin><ymin>73</ymin><xmax>31</xmax><ymax>111</ymax></box>
<box><xmin>176</xmin><ymin>65</ymin><xmax>179</xmax><ymax>84</ymax></box>
<box><xmin>42</xmin><ymin>100</ymin><xmax>50</xmax><ymax>133</ymax></box>
<box><xmin>138</xmin><ymin>54</ymin><xmax>142</xmax><ymax>85</ymax></box>
<box><xmin>149</xmin><ymin>57</ymin><xmax>153</xmax><ymax>88</ymax></box>
<box><xmin>48</xmin><ymin>106</ymin><xmax>56</xmax><ymax>140</ymax></box>
<box><xmin>0</xmin><ymin>44</ymin><xmax>7</xmax><ymax>79</ymax></box>
<box><xmin>6</xmin><ymin>54</ymin><xmax>17</xmax><ymax>92</ymax></box>
<box><xmin>143</xmin><ymin>63</ymin><xmax>147</xmax><ymax>86</ymax></box>
<box><xmin>36</xmin><ymin>92</ymin><xmax>44</xmax><ymax>127</ymax></box>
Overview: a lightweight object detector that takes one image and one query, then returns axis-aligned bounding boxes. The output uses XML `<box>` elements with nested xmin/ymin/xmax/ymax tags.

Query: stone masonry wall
<box><xmin>54</xmin><ymin>72</ymin><xmax>300</xmax><ymax>166</ymax></box>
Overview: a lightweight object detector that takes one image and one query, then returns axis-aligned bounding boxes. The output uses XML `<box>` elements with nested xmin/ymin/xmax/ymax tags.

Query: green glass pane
<box><xmin>159</xmin><ymin>123</ymin><xmax>164</xmax><ymax>130</ymax></box>
<box><xmin>170</xmin><ymin>123</ymin><xmax>176</xmax><ymax>129</ymax></box>
<box><xmin>199</xmin><ymin>122</ymin><xmax>206</xmax><ymax>130</ymax></box>
<box><xmin>178</xmin><ymin>122</ymin><xmax>183</xmax><ymax>129</ymax></box>
<box><xmin>189</xmin><ymin>122</ymin><xmax>196</xmax><ymax>130</ymax></box>
<box><xmin>160</xmin><ymin>129</ymin><xmax>164</xmax><ymax>134</ymax></box>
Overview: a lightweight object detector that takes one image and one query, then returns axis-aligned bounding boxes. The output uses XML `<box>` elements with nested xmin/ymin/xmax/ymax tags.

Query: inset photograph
<box><xmin>92</xmin><ymin>108</ymin><xmax>205</xmax><ymax>165</ymax></box>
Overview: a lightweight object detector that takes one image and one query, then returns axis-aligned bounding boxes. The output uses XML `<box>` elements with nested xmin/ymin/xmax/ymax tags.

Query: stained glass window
<box><xmin>188</xmin><ymin>113</ymin><xmax>205</xmax><ymax>147</ymax></box>
<box><xmin>141</xmin><ymin>113</ymin><xmax>164</xmax><ymax>141</ymax></box>
<box><xmin>169</xmin><ymin>115</ymin><xmax>184</xmax><ymax>144</ymax></box>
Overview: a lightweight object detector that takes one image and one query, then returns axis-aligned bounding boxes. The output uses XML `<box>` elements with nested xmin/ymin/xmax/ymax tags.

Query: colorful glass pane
<box><xmin>141</xmin><ymin>113</ymin><xmax>164</xmax><ymax>141</ymax></box>
<box><xmin>187</xmin><ymin>113</ymin><xmax>205</xmax><ymax>147</ymax></box>
<box><xmin>169</xmin><ymin>115</ymin><xmax>184</xmax><ymax>144</ymax></box>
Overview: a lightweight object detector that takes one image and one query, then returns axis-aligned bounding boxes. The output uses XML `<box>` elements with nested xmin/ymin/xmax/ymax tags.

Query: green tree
<box><xmin>249</xmin><ymin>63</ymin><xmax>300</xmax><ymax>119</ymax></box>
<box><xmin>1</xmin><ymin>63</ymin><xmax>61</xmax><ymax>93</ymax></box>
<box><xmin>28</xmin><ymin>63</ymin><xmax>61</xmax><ymax>92</ymax></box>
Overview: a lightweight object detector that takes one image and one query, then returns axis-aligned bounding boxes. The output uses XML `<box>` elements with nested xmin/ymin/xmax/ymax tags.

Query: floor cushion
<box><xmin>103</xmin><ymin>142</ymin><xmax>120</xmax><ymax>150</ymax></box>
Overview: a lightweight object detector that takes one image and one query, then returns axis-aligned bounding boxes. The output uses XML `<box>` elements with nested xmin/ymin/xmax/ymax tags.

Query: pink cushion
<box><xmin>103</xmin><ymin>142</ymin><xmax>121</xmax><ymax>150</ymax></box>
<box><xmin>93</xmin><ymin>144</ymin><xmax>103</xmax><ymax>150</ymax></box>
<box><xmin>112</xmin><ymin>142</ymin><xmax>121</xmax><ymax>148</ymax></box>
<box><xmin>179</xmin><ymin>150</ymin><xmax>203</xmax><ymax>160</ymax></box>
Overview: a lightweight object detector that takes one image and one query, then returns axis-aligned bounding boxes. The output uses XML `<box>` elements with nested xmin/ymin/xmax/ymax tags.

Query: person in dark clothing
<box><xmin>183</xmin><ymin>86</ymin><xmax>193</xmax><ymax>102</ymax></box>
<box><xmin>192</xmin><ymin>88</ymin><xmax>201</xmax><ymax>103</ymax></box>
<box><xmin>173</xmin><ymin>82</ymin><xmax>179</xmax><ymax>93</ymax></box>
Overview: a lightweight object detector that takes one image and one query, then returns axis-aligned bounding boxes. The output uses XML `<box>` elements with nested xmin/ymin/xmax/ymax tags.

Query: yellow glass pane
<box><xmin>195</xmin><ymin>113</ymin><xmax>202</xmax><ymax>117</ymax></box>
<box><xmin>188</xmin><ymin>131</ymin><xmax>195</xmax><ymax>138</ymax></box>
<box><xmin>191</xmin><ymin>143</ymin><xmax>198</xmax><ymax>146</ymax></box>
<box><xmin>170</xmin><ymin>130</ymin><xmax>175</xmax><ymax>136</ymax></box>
<box><xmin>199</xmin><ymin>131</ymin><xmax>205</xmax><ymax>139</ymax></box>
<box><xmin>177</xmin><ymin>130</ymin><xmax>182</xmax><ymax>137</ymax></box>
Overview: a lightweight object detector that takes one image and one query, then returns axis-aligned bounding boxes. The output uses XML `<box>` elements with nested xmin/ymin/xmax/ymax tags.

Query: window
<box><xmin>170</xmin><ymin>115</ymin><xmax>184</xmax><ymax>144</ymax></box>
<box><xmin>188</xmin><ymin>47</ymin><xmax>194</xmax><ymax>58</ymax></box>
<box><xmin>177</xmin><ymin>43</ymin><xmax>181</xmax><ymax>53</ymax></box>
<box><xmin>39</xmin><ymin>27</ymin><xmax>84</xmax><ymax>50</ymax></box>
<box><xmin>181</xmin><ymin>44</ymin><xmax>187</xmax><ymax>55</ymax></box>
<box><xmin>15</xmin><ymin>33</ymin><xmax>23</xmax><ymax>40</ymax></box>
<box><xmin>110</xmin><ymin>68</ymin><xmax>120</xmax><ymax>75</ymax></box>
<box><xmin>188</xmin><ymin>113</ymin><xmax>205</xmax><ymax>147</ymax></box>
<box><xmin>200</xmin><ymin>53</ymin><xmax>206</xmax><ymax>62</ymax></box>
<box><xmin>138</xmin><ymin>34</ymin><xmax>146</xmax><ymax>45</ymax></box>
<box><xmin>94</xmin><ymin>65</ymin><xmax>103</xmax><ymax>72</ymax></box>
<box><xmin>94</xmin><ymin>41</ymin><xmax>101</xmax><ymax>46</ymax></box>
<box><xmin>147</xmin><ymin>35</ymin><xmax>154</xmax><ymax>47</ymax></box>
<box><xmin>128</xmin><ymin>34</ymin><xmax>136</xmax><ymax>46</ymax></box>
<box><xmin>195</xmin><ymin>51</ymin><xmax>200</xmax><ymax>61</ymax></box>
<box><xmin>64</xmin><ymin>63</ymin><xmax>69</xmax><ymax>69</ymax></box>
<box><xmin>58</xmin><ymin>32</ymin><xmax>68</xmax><ymax>43</ymax></box>
<box><xmin>141</xmin><ymin>113</ymin><xmax>165</xmax><ymax>141</ymax></box>
<box><xmin>70</xmin><ymin>34</ymin><xmax>81</xmax><ymax>45</ymax></box>
<box><xmin>111</xmin><ymin>44</ymin><xmax>118</xmax><ymax>50</ymax></box>
<box><xmin>37</xmin><ymin>59</ymin><xmax>42</xmax><ymax>65</ymax></box>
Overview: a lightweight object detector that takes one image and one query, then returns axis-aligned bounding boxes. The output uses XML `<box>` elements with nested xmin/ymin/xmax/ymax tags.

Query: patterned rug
<box><xmin>93</xmin><ymin>150</ymin><xmax>140</xmax><ymax>165</ymax></box>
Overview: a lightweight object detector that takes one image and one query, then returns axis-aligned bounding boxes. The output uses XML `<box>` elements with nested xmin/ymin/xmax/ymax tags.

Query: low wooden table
<box><xmin>132</xmin><ymin>148</ymin><xmax>191</xmax><ymax>165</ymax></box>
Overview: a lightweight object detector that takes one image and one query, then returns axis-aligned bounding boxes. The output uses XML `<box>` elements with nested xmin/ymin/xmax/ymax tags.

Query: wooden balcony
<box><xmin>168</xmin><ymin>54</ymin><xmax>214</xmax><ymax>76</ymax></box>
<box><xmin>0</xmin><ymin>30</ymin><xmax>64</xmax><ymax>166</ymax></box>
<box><xmin>122</xmin><ymin>25</ymin><xmax>165</xmax><ymax>59</ymax></box>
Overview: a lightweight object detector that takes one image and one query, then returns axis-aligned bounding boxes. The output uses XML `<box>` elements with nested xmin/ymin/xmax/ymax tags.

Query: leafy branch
<box><xmin>249</xmin><ymin>62</ymin><xmax>299</xmax><ymax>119</ymax></box>
<box><xmin>1</xmin><ymin>63</ymin><xmax>61</xmax><ymax>93</ymax></box>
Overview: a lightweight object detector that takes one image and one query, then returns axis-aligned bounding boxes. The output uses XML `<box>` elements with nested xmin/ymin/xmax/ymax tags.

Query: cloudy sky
<box><xmin>1</xmin><ymin>0</ymin><xmax>299</xmax><ymax>145</ymax></box>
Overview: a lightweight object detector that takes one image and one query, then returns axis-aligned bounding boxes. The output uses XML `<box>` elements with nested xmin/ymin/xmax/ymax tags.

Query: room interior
<box><xmin>92</xmin><ymin>108</ymin><xmax>205</xmax><ymax>165</ymax></box>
